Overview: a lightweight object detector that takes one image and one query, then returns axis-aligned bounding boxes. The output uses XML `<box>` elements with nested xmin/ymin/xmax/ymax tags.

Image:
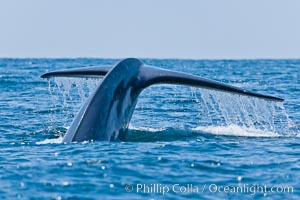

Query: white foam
<box><xmin>192</xmin><ymin>124</ymin><xmax>280</xmax><ymax>137</ymax></box>
<box><xmin>128</xmin><ymin>124</ymin><xmax>166</xmax><ymax>132</ymax></box>
<box><xmin>36</xmin><ymin>136</ymin><xmax>63</xmax><ymax>144</ymax></box>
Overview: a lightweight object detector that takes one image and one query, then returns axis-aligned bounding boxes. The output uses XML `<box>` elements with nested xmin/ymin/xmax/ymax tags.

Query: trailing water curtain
<box><xmin>41</xmin><ymin>58</ymin><xmax>283</xmax><ymax>142</ymax></box>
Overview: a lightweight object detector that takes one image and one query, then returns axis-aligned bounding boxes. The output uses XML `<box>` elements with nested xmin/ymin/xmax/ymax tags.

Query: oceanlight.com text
<box><xmin>124</xmin><ymin>183</ymin><xmax>294</xmax><ymax>196</ymax></box>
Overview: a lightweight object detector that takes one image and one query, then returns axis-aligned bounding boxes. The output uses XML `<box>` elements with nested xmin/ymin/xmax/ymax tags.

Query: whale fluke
<box><xmin>41</xmin><ymin>66</ymin><xmax>112</xmax><ymax>78</ymax></box>
<box><xmin>41</xmin><ymin>58</ymin><xmax>283</xmax><ymax>142</ymax></box>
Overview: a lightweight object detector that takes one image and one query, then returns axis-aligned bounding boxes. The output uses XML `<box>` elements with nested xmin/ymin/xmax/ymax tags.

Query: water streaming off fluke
<box><xmin>191</xmin><ymin>88</ymin><xmax>298</xmax><ymax>137</ymax></box>
<box><xmin>46</xmin><ymin>77</ymin><xmax>299</xmax><ymax>139</ymax></box>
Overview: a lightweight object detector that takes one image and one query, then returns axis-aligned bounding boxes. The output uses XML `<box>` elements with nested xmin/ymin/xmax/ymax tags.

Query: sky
<box><xmin>0</xmin><ymin>0</ymin><xmax>299</xmax><ymax>59</ymax></box>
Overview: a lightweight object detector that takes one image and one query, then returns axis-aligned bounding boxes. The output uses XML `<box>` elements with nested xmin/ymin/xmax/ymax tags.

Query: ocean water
<box><xmin>0</xmin><ymin>58</ymin><xmax>300</xmax><ymax>200</ymax></box>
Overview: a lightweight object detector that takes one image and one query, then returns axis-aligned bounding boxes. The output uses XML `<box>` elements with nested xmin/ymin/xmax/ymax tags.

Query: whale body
<box><xmin>41</xmin><ymin>58</ymin><xmax>283</xmax><ymax>142</ymax></box>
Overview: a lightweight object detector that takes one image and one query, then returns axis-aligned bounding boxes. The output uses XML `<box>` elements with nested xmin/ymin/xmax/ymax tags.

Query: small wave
<box><xmin>36</xmin><ymin>125</ymin><xmax>283</xmax><ymax>144</ymax></box>
<box><xmin>125</xmin><ymin>127</ymin><xmax>199</xmax><ymax>142</ymax></box>
<box><xmin>36</xmin><ymin>136</ymin><xmax>63</xmax><ymax>144</ymax></box>
<box><xmin>192</xmin><ymin>124</ymin><xmax>280</xmax><ymax>137</ymax></box>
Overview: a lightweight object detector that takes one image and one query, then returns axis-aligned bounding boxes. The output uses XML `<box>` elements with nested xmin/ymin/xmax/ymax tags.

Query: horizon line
<box><xmin>0</xmin><ymin>56</ymin><xmax>300</xmax><ymax>61</ymax></box>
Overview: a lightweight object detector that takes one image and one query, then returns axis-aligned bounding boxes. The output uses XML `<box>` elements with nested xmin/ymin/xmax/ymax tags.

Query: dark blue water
<box><xmin>1</xmin><ymin>59</ymin><xmax>299</xmax><ymax>199</ymax></box>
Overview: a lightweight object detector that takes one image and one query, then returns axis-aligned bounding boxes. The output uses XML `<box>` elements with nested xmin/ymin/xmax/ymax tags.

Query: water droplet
<box><xmin>62</xmin><ymin>181</ymin><xmax>69</xmax><ymax>186</ymax></box>
<box><xmin>263</xmin><ymin>193</ymin><xmax>267</xmax><ymax>197</ymax></box>
<box><xmin>237</xmin><ymin>176</ymin><xmax>242</xmax><ymax>182</ymax></box>
<box><xmin>56</xmin><ymin>195</ymin><xmax>62</xmax><ymax>200</ymax></box>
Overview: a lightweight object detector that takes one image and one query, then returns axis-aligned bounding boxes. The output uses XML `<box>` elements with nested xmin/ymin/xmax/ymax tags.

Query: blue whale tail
<box><xmin>42</xmin><ymin>59</ymin><xmax>283</xmax><ymax>102</ymax></box>
<box><xmin>41</xmin><ymin>58</ymin><xmax>283</xmax><ymax>142</ymax></box>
